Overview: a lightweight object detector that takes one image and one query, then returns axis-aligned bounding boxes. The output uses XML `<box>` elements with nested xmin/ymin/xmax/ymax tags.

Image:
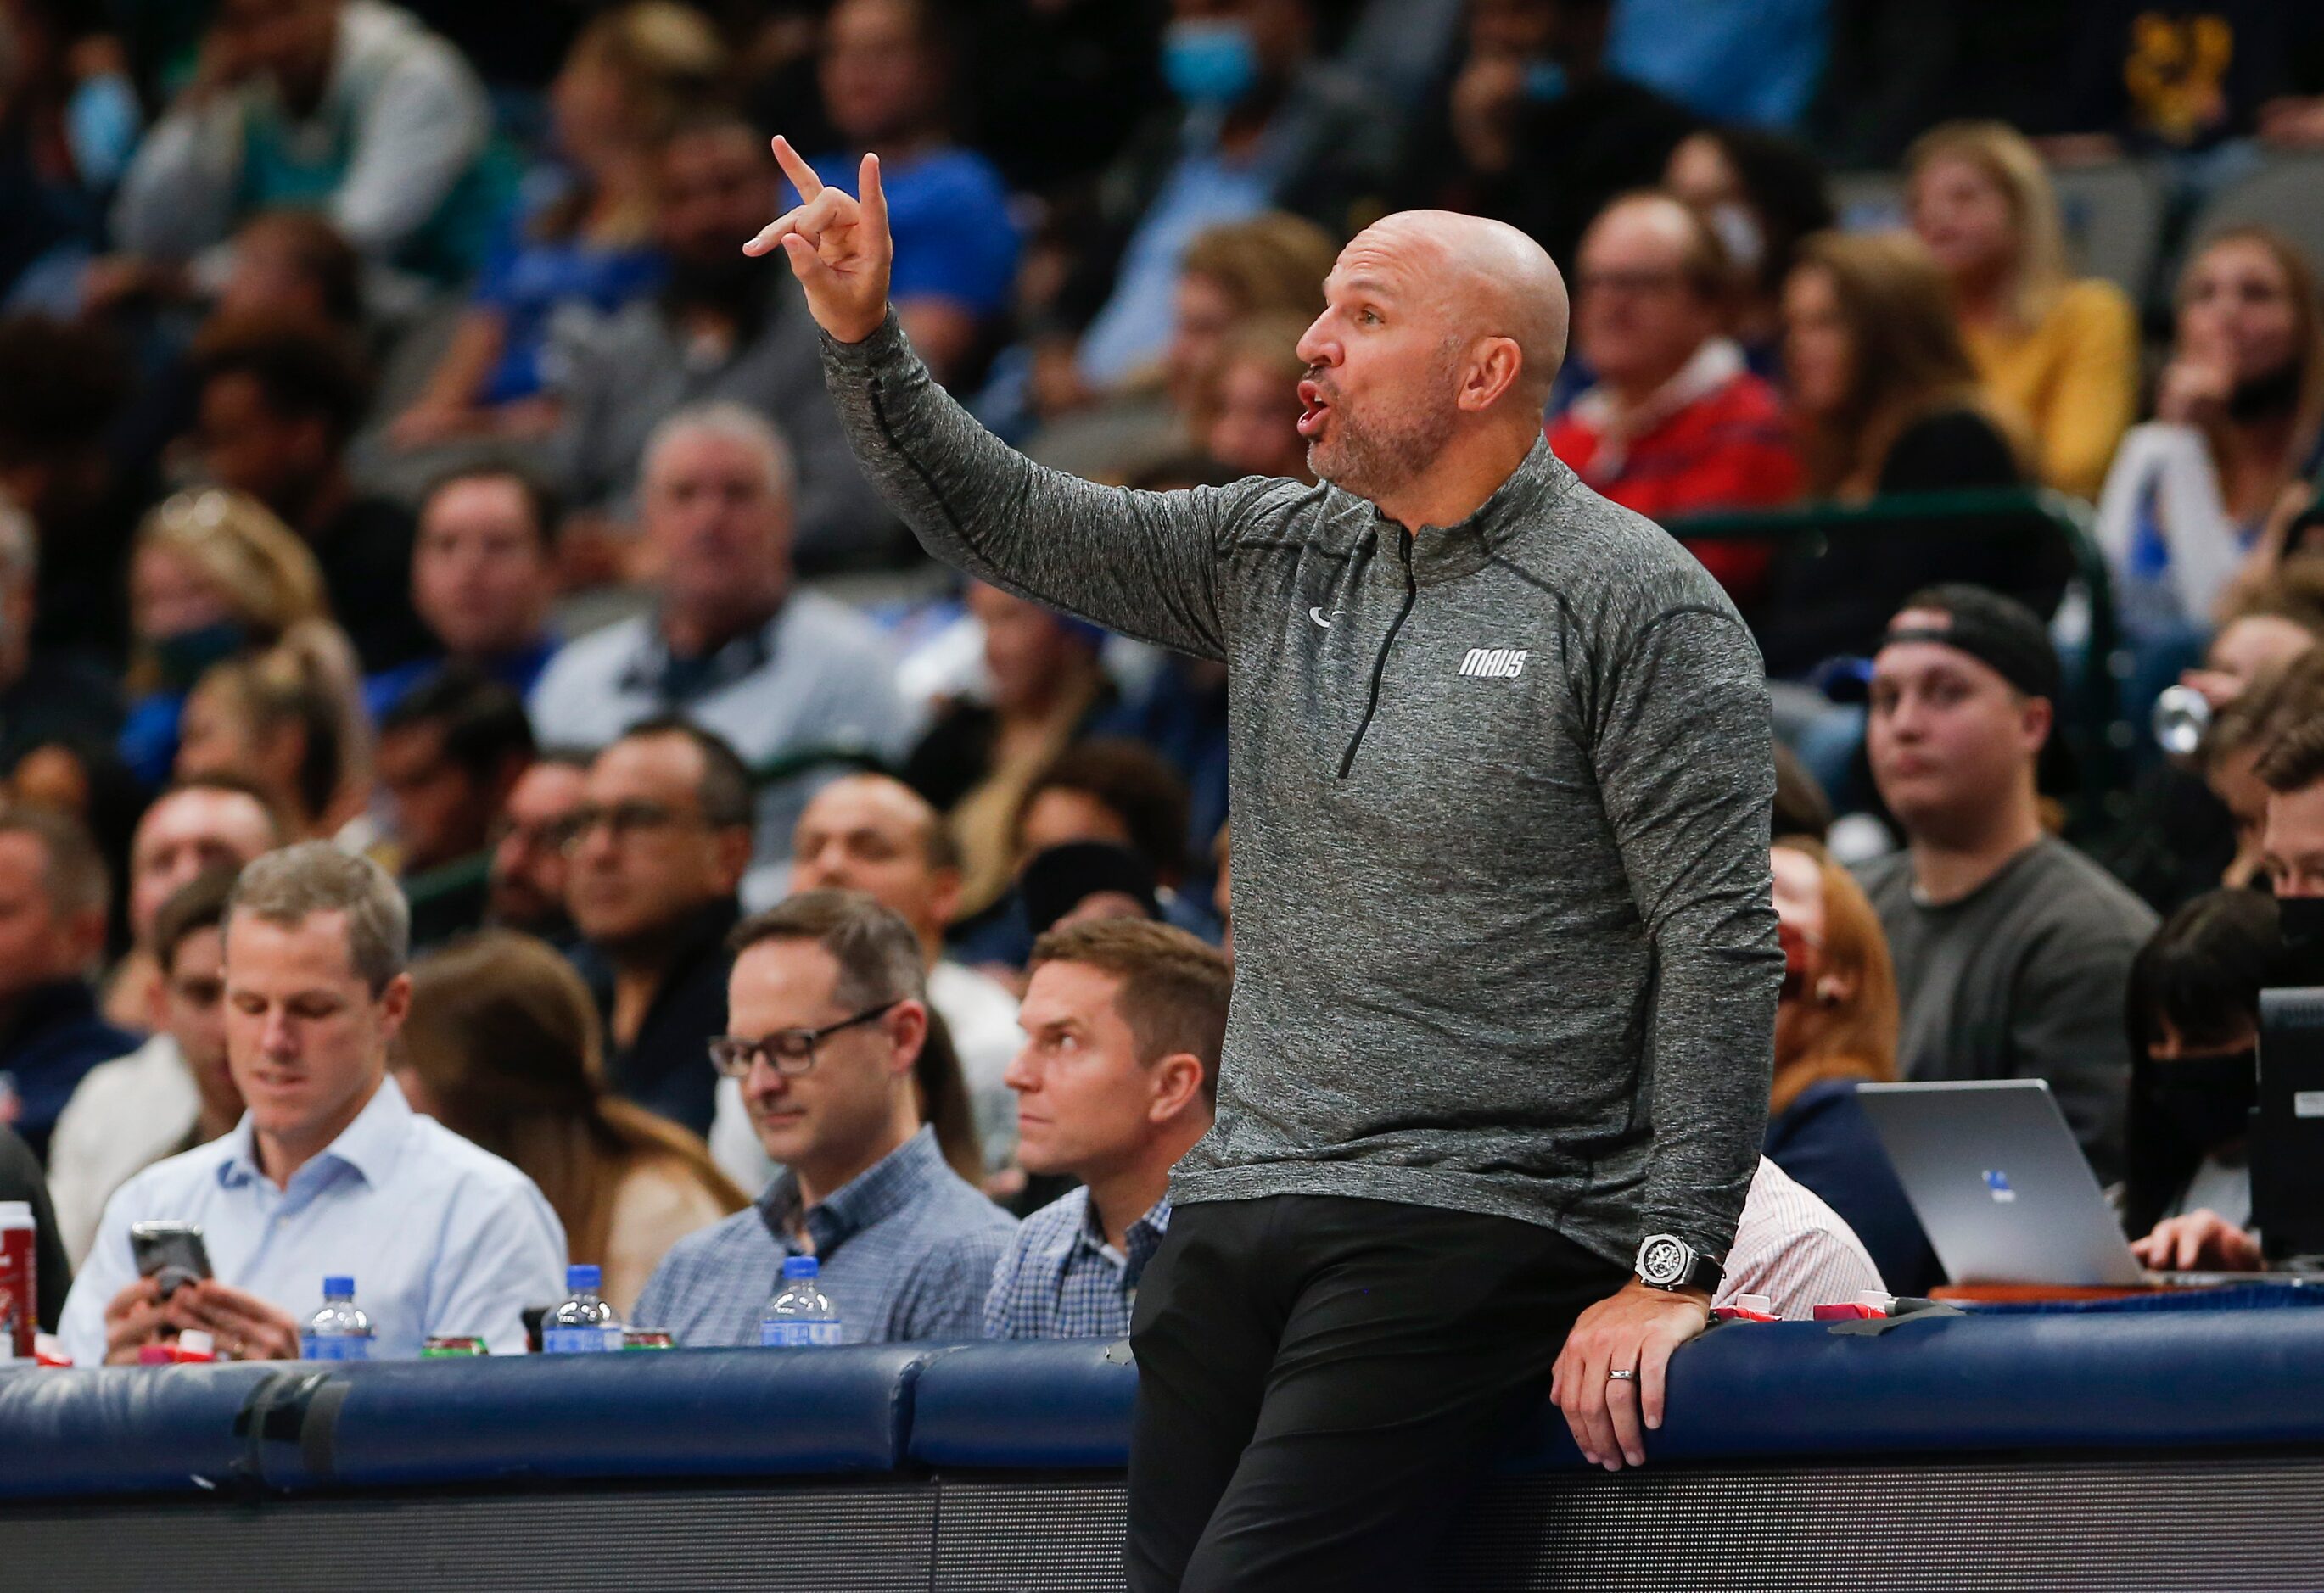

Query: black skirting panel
<box><xmin>11</xmin><ymin>1452</ymin><xmax>2324</xmax><ymax>1592</ymax></box>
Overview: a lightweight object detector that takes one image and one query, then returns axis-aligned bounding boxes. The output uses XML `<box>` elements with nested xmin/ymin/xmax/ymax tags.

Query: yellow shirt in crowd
<box><xmin>1963</xmin><ymin>277</ymin><xmax>2141</xmax><ymax>503</ymax></box>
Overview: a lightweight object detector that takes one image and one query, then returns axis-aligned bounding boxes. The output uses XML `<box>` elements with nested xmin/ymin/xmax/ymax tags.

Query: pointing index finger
<box><xmin>771</xmin><ymin>135</ymin><xmax>824</xmax><ymax>199</ymax></box>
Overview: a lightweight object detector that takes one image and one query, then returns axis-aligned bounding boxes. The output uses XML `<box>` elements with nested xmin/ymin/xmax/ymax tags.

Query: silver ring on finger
<box><xmin>1607</xmin><ymin>1367</ymin><xmax>1638</xmax><ymax>1383</ymax></box>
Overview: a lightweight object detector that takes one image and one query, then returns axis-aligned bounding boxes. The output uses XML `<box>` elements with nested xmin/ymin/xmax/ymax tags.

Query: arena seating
<box><xmin>8</xmin><ymin>1307</ymin><xmax>2324</xmax><ymax>1590</ymax></box>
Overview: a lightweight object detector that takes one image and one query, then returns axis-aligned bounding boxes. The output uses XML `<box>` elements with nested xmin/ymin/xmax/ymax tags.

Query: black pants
<box><xmin>1125</xmin><ymin>1194</ymin><xmax>1627</xmax><ymax>1593</ymax></box>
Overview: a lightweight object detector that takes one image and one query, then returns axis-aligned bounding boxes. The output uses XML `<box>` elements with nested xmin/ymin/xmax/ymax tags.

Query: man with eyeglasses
<box><xmin>566</xmin><ymin>719</ymin><xmax>757</xmax><ymax>1137</ymax></box>
<box><xmin>484</xmin><ymin>752</ymin><xmax>591</xmax><ymax>944</ymax></box>
<box><xmin>632</xmin><ymin>889</ymin><xmax>1016</xmax><ymax>1347</ymax></box>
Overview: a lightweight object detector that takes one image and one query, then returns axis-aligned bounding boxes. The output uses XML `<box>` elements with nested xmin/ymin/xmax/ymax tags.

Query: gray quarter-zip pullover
<box><xmin>822</xmin><ymin>314</ymin><xmax>1780</xmax><ymax>1266</ymax></box>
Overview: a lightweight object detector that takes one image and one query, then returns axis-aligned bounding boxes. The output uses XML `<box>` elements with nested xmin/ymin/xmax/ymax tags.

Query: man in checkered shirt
<box><xmin>983</xmin><ymin>920</ymin><xmax>1230</xmax><ymax>1340</ymax></box>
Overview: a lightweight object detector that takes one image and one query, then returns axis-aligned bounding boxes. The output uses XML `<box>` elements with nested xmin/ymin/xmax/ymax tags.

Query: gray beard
<box><xmin>1305</xmin><ymin>371</ymin><xmax>1460</xmax><ymax>507</ymax></box>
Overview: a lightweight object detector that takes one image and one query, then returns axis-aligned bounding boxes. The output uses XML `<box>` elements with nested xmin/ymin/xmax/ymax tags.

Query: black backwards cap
<box><xmin>1879</xmin><ymin>583</ymin><xmax>2076</xmax><ymax>795</ymax></box>
<box><xmin>1879</xmin><ymin>584</ymin><xmax>2061</xmax><ymax>703</ymax></box>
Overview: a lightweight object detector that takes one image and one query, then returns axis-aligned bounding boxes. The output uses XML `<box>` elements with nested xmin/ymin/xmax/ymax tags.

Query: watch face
<box><xmin>1638</xmin><ymin>1236</ymin><xmax>1690</xmax><ymax>1287</ymax></box>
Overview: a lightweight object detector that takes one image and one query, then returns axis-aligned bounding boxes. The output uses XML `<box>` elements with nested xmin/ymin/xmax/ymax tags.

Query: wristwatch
<box><xmin>1634</xmin><ymin>1232</ymin><xmax>1722</xmax><ymax>1295</ymax></box>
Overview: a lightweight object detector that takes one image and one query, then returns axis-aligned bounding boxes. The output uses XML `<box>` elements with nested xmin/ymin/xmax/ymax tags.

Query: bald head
<box><xmin>790</xmin><ymin>772</ymin><xmax>960</xmax><ymax>955</ymax></box>
<box><xmin>1345</xmin><ymin>210</ymin><xmax>1571</xmax><ymax>408</ymax></box>
<box><xmin>1572</xmin><ymin>193</ymin><xmax>1728</xmax><ymax>392</ymax></box>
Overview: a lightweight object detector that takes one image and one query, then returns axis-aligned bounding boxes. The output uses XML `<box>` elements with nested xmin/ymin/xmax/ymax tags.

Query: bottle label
<box><xmin>759</xmin><ymin>1319</ymin><xmax>843</xmax><ymax>1348</ymax></box>
<box><xmin>301</xmin><ymin>1333</ymin><xmax>372</xmax><ymax>1361</ymax></box>
<box><xmin>542</xmin><ymin>1325</ymin><xmax>619</xmax><ymax>1354</ymax></box>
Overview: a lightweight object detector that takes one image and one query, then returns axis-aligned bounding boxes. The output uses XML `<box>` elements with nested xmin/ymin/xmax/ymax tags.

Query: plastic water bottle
<box><xmin>759</xmin><ymin>1256</ymin><xmax>842</xmax><ymax>1347</ymax></box>
<box><xmin>301</xmin><ymin>1277</ymin><xmax>373</xmax><ymax>1361</ymax></box>
<box><xmin>542</xmin><ymin>1263</ymin><xmax>620</xmax><ymax>1353</ymax></box>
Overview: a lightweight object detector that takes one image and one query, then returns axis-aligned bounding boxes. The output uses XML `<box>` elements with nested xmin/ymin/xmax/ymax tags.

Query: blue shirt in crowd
<box><xmin>801</xmin><ymin>148</ymin><xmax>1019</xmax><ymax>319</ymax></box>
<box><xmin>469</xmin><ymin>198</ymin><xmax>665</xmax><ymax>404</ymax></box>
<box><xmin>633</xmin><ymin>1126</ymin><xmax>1016</xmax><ymax>1348</ymax></box>
<box><xmin>983</xmin><ymin>1186</ymin><xmax>1170</xmax><ymax>1340</ymax></box>
<box><xmin>59</xmin><ymin>1075</ymin><xmax>568</xmax><ymax>1365</ymax></box>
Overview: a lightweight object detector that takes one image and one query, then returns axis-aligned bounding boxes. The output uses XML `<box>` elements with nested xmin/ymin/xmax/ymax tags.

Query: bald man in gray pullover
<box><xmin>755</xmin><ymin>141</ymin><xmax>1780</xmax><ymax>1593</ymax></box>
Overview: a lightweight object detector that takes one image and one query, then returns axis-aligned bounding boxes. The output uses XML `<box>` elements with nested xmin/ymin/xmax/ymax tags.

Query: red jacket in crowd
<box><xmin>1546</xmin><ymin>338</ymin><xmax>1801</xmax><ymax>606</ymax></box>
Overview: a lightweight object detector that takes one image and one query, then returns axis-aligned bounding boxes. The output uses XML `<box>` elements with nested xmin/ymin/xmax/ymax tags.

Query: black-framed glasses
<box><xmin>559</xmin><ymin>800</ymin><xmax>701</xmax><ymax>855</ymax></box>
<box><xmin>708</xmin><ymin>999</ymin><xmax>903</xmax><ymax>1078</ymax></box>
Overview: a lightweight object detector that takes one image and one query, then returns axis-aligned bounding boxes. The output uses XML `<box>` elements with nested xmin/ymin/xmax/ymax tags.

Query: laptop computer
<box><xmin>1856</xmin><ymin>1078</ymin><xmax>2148</xmax><ymax>1287</ymax></box>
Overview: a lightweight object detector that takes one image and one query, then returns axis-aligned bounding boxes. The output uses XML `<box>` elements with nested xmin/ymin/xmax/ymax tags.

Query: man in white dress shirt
<box><xmin>60</xmin><ymin>844</ymin><xmax>566</xmax><ymax>1364</ymax></box>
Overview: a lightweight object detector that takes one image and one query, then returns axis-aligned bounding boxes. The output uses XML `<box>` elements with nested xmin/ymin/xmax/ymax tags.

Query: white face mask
<box><xmin>1705</xmin><ymin>202</ymin><xmax>1766</xmax><ymax>279</ymax></box>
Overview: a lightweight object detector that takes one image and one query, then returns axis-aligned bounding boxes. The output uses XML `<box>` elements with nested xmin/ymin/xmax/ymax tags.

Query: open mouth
<box><xmin>1296</xmin><ymin>379</ymin><xmax>1330</xmax><ymax>438</ymax></box>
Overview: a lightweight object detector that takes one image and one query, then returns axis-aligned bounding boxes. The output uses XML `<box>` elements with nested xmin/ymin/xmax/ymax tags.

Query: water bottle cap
<box><xmin>781</xmin><ymin>1256</ymin><xmax>819</xmax><ymax>1280</ymax></box>
<box><xmin>567</xmin><ymin>1263</ymin><xmax>602</xmax><ymax>1291</ymax></box>
<box><xmin>0</xmin><ymin>1200</ymin><xmax>31</xmax><ymax>1223</ymax></box>
<box><xmin>323</xmin><ymin>1276</ymin><xmax>355</xmax><ymax>1297</ymax></box>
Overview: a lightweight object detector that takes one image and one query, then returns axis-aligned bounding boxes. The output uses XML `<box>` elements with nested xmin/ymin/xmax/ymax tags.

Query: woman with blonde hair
<box><xmin>391</xmin><ymin>2</ymin><xmax>730</xmax><ymax>447</ymax></box>
<box><xmin>2096</xmin><ymin>227</ymin><xmax>2324</xmax><ymax>643</ymax></box>
<box><xmin>1763</xmin><ymin>839</ymin><xmax>1938</xmax><ymax>1292</ymax></box>
<box><xmin>120</xmin><ymin>489</ymin><xmax>332</xmax><ymax>788</ymax></box>
<box><xmin>176</xmin><ymin>628</ymin><xmax>374</xmax><ymax>841</ymax></box>
<box><xmin>1905</xmin><ymin>120</ymin><xmax>2140</xmax><ymax>500</ymax></box>
<box><xmin>1782</xmin><ymin>229</ymin><xmax>2028</xmax><ymax>506</ymax></box>
<box><xmin>395</xmin><ymin>931</ymin><xmax>748</xmax><ymax>1318</ymax></box>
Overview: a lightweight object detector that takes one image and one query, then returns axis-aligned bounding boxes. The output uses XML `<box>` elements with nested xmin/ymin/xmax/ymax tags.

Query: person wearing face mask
<box><xmin>2094</xmin><ymin>228</ymin><xmax>2324</xmax><ymax>646</ymax></box>
<box><xmin>1061</xmin><ymin>0</ymin><xmax>1403</xmax><ymax>395</ymax></box>
<box><xmin>1660</xmin><ymin>126</ymin><xmax>1833</xmax><ymax>378</ymax></box>
<box><xmin>1762</xmin><ymin>839</ymin><xmax>1939</xmax><ymax>1294</ymax></box>
<box><xmin>2124</xmin><ymin>890</ymin><xmax>2281</xmax><ymax>1273</ymax></box>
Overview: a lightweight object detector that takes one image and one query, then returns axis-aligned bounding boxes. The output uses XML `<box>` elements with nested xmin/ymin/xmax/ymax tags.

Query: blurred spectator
<box><xmin>565</xmin><ymin>719</ymin><xmax>753</xmax><ymax>1138</ymax></box>
<box><xmin>109</xmin><ymin>0</ymin><xmax>508</xmax><ymax>283</ymax></box>
<box><xmin>1772</xmin><ymin>740</ymin><xmax>1834</xmax><ymax>841</ymax></box>
<box><xmin>2203</xmin><ymin>648</ymin><xmax>2324</xmax><ymax>892</ymax></box>
<box><xmin>0</xmin><ymin>807</ymin><xmax>134</xmax><ymax>1161</ymax></box>
<box><xmin>1716</xmin><ymin>1156</ymin><xmax>1884</xmax><ymax>1320</ymax></box>
<box><xmin>634</xmin><ymin>890</ymin><xmax>1017</xmax><ymax>1345</ymax></box>
<box><xmin>2057</xmin><ymin>3</ymin><xmax>2324</xmax><ymax>156</ymax></box>
<box><xmin>389</xmin><ymin>4</ymin><xmax>726</xmax><ymax>450</ymax></box>
<box><xmin>2095</xmin><ymin>228</ymin><xmax>2324</xmax><ymax>644</ymax></box>
<box><xmin>1784</xmin><ymin>234</ymin><xmax>2024</xmax><ymax>504</ymax></box>
<box><xmin>902</xmin><ymin>583</ymin><xmax>1113</xmax><ymax>918</ymax></box>
<box><xmin>1904</xmin><ymin>120</ymin><xmax>2137</xmax><ymax>502</ymax></box>
<box><xmin>1029</xmin><ymin>211</ymin><xmax>1334</xmax><ymax>479</ymax></box>
<box><xmin>1604</xmin><ymin>0</ymin><xmax>1825</xmax><ymax>132</ymax></box>
<box><xmin>708</xmin><ymin>773</ymin><xmax>1023</xmax><ymax>1186</ymax></box>
<box><xmin>485</xmin><ymin>750</ymin><xmax>589</xmax><ymax>942</ymax></box>
<box><xmin>189</xmin><ymin>314</ymin><xmax>434</xmax><ymax>670</ymax></box>
<box><xmin>49</xmin><ymin>869</ymin><xmax>244</xmax><ymax>1266</ymax></box>
<box><xmin>1067</xmin><ymin>0</ymin><xmax>1399</xmax><ymax>392</ymax></box>
<box><xmin>955</xmin><ymin>0</ymin><xmax>1159</xmax><ymax>196</ymax></box>
<box><xmin>0</xmin><ymin>493</ymin><xmax>121</xmax><ymax>779</ymax></box>
<box><xmin>2120</xmin><ymin>889</ymin><xmax>2276</xmax><ymax>1272</ymax></box>
<box><xmin>1547</xmin><ymin>192</ymin><xmax>1799</xmax><ymax>605</ymax></box>
<box><xmin>97</xmin><ymin>770</ymin><xmax>280</xmax><ymax>1029</ymax></box>
<box><xmin>365</xmin><ymin>465</ymin><xmax>562</xmax><ymax>722</ymax></box>
<box><xmin>1397</xmin><ymin>0</ymin><xmax>1694</xmax><ymax>274</ymax></box>
<box><xmin>0</xmin><ymin>315</ymin><xmax>142</xmax><ymax>662</ymax></box>
<box><xmin>176</xmin><ymin>631</ymin><xmax>373</xmax><ymax>841</ymax></box>
<box><xmin>1022</xmin><ymin>841</ymin><xmax>1162</xmax><ymax>936</ymax></box>
<box><xmin>983</xmin><ymin>918</ymin><xmax>1227</xmax><ymax>1339</ymax></box>
<box><xmin>1763</xmin><ymin>839</ymin><xmax>1937</xmax><ymax>1294</ymax></box>
<box><xmin>1856</xmin><ymin>585</ymin><xmax>2156</xmax><ymax>1181</ymax></box>
<box><xmin>0</xmin><ymin>1121</ymin><xmax>68</xmax><ymax>1330</ymax></box>
<box><xmin>119</xmin><ymin>487</ymin><xmax>330</xmax><ymax>789</ymax></box>
<box><xmin>535</xmin><ymin>404</ymin><xmax>914</xmax><ymax>905</ymax></box>
<box><xmin>395</xmin><ymin>931</ymin><xmax>748</xmax><ymax>1318</ymax></box>
<box><xmin>1660</xmin><ymin>126</ymin><xmax>1834</xmax><ymax>370</ymax></box>
<box><xmin>376</xmin><ymin>668</ymin><xmax>535</xmax><ymax>949</ymax></box>
<box><xmin>1201</xmin><ymin>311</ymin><xmax>1313</xmax><ymax>480</ymax></box>
<box><xmin>59</xmin><ymin>844</ymin><xmax>568</xmax><ymax>1364</ymax></box>
<box><xmin>796</xmin><ymin>0</ymin><xmax>1019</xmax><ymax>386</ymax></box>
<box><xmin>552</xmin><ymin>110</ymin><xmax>891</xmax><ymax>561</ymax></box>
<box><xmin>0</xmin><ymin>0</ymin><xmax>124</xmax><ymax>306</ymax></box>
<box><xmin>2259</xmin><ymin>713</ymin><xmax>2324</xmax><ymax>904</ymax></box>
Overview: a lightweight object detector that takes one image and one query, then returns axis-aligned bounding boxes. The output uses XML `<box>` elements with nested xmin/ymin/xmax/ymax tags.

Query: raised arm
<box><xmin>752</xmin><ymin>138</ymin><xmax>1263</xmax><ymax>658</ymax></box>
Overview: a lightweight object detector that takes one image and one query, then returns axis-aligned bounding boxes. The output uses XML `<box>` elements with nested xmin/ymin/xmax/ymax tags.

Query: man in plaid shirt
<box><xmin>983</xmin><ymin>920</ymin><xmax>1231</xmax><ymax>1340</ymax></box>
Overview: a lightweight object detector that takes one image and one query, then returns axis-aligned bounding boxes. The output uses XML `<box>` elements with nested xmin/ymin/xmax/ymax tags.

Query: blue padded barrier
<box><xmin>909</xmin><ymin>1311</ymin><xmax>2324</xmax><ymax>1472</ymax></box>
<box><xmin>909</xmin><ymin>1338</ymin><xmax>1135</xmax><ymax>1468</ymax></box>
<box><xmin>0</xmin><ymin>1361</ymin><xmax>278</xmax><ymax>1499</ymax></box>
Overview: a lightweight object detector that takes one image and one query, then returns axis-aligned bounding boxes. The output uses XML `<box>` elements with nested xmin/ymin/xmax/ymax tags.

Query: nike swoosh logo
<box><xmin>1308</xmin><ymin>606</ymin><xmax>1334</xmax><ymax>629</ymax></box>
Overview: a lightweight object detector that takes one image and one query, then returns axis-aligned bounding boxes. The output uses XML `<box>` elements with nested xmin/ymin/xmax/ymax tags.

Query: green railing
<box><xmin>1666</xmin><ymin>488</ymin><xmax>2126</xmax><ymax>815</ymax></box>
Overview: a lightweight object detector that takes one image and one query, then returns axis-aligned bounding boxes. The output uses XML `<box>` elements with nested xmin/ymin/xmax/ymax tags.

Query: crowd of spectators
<box><xmin>2</xmin><ymin>0</ymin><xmax>2324</xmax><ymax>1361</ymax></box>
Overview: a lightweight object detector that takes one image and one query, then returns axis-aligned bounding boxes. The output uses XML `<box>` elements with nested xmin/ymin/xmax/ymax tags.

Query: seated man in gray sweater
<box><xmin>1856</xmin><ymin>585</ymin><xmax>2156</xmax><ymax>1182</ymax></box>
<box><xmin>632</xmin><ymin>891</ymin><xmax>1015</xmax><ymax>1347</ymax></box>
